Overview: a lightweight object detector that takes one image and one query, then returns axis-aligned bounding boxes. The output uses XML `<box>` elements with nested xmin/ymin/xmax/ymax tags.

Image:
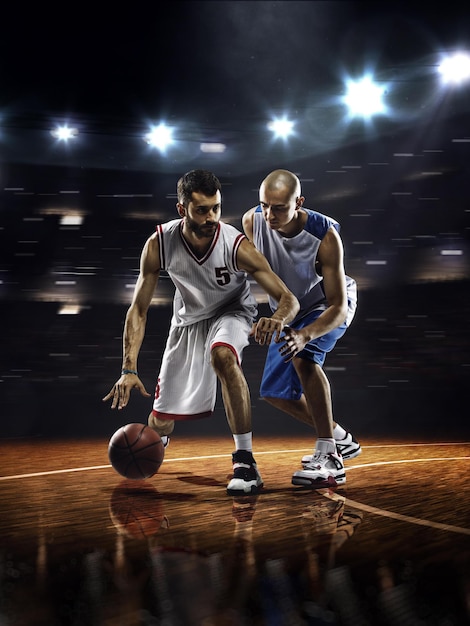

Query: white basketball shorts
<box><xmin>152</xmin><ymin>311</ymin><xmax>252</xmax><ymax>420</ymax></box>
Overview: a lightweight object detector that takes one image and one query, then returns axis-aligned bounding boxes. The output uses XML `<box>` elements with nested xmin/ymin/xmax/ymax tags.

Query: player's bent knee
<box><xmin>210</xmin><ymin>344</ymin><xmax>238</xmax><ymax>373</ymax></box>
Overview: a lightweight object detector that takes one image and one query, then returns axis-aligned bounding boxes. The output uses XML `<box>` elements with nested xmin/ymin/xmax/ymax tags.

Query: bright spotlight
<box><xmin>343</xmin><ymin>76</ymin><xmax>386</xmax><ymax>118</ymax></box>
<box><xmin>267</xmin><ymin>117</ymin><xmax>295</xmax><ymax>139</ymax></box>
<box><xmin>439</xmin><ymin>52</ymin><xmax>470</xmax><ymax>84</ymax></box>
<box><xmin>50</xmin><ymin>126</ymin><xmax>79</xmax><ymax>140</ymax></box>
<box><xmin>144</xmin><ymin>123</ymin><xmax>174</xmax><ymax>151</ymax></box>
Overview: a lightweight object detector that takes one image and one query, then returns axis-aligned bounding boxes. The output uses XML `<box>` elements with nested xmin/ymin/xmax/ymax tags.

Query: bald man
<box><xmin>243</xmin><ymin>169</ymin><xmax>360</xmax><ymax>488</ymax></box>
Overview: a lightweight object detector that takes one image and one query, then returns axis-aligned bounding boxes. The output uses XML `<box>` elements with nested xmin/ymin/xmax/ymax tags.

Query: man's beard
<box><xmin>186</xmin><ymin>216</ymin><xmax>218</xmax><ymax>239</ymax></box>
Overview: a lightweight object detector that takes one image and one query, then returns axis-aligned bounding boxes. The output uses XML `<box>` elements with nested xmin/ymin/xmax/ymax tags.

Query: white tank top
<box><xmin>253</xmin><ymin>207</ymin><xmax>356</xmax><ymax>325</ymax></box>
<box><xmin>156</xmin><ymin>219</ymin><xmax>258</xmax><ymax>326</ymax></box>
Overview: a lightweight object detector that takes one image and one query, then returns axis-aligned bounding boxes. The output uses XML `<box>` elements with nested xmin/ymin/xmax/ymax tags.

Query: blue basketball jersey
<box><xmin>252</xmin><ymin>206</ymin><xmax>356</xmax><ymax>325</ymax></box>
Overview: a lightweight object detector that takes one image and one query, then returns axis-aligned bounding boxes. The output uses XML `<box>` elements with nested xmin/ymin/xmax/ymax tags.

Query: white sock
<box><xmin>333</xmin><ymin>423</ymin><xmax>347</xmax><ymax>440</ymax></box>
<box><xmin>233</xmin><ymin>432</ymin><xmax>252</xmax><ymax>452</ymax></box>
<box><xmin>316</xmin><ymin>438</ymin><xmax>336</xmax><ymax>455</ymax></box>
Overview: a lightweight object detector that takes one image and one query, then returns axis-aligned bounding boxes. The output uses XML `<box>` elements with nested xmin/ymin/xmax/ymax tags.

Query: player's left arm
<box><xmin>313</xmin><ymin>226</ymin><xmax>348</xmax><ymax>333</ymax></box>
<box><xmin>277</xmin><ymin>226</ymin><xmax>349</xmax><ymax>362</ymax></box>
<box><xmin>237</xmin><ymin>237</ymin><xmax>300</xmax><ymax>345</ymax></box>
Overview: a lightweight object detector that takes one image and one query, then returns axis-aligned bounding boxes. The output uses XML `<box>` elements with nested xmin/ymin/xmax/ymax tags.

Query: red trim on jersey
<box><xmin>154</xmin><ymin>379</ymin><xmax>161</xmax><ymax>400</ymax></box>
<box><xmin>179</xmin><ymin>221</ymin><xmax>221</xmax><ymax>265</ymax></box>
<box><xmin>152</xmin><ymin>409</ymin><xmax>213</xmax><ymax>421</ymax></box>
<box><xmin>211</xmin><ymin>341</ymin><xmax>241</xmax><ymax>366</ymax></box>
<box><xmin>232</xmin><ymin>233</ymin><xmax>246</xmax><ymax>271</ymax></box>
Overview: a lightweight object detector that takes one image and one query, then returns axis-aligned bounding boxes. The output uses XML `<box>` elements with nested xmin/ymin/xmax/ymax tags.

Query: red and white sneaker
<box><xmin>302</xmin><ymin>431</ymin><xmax>361</xmax><ymax>466</ymax></box>
<box><xmin>293</xmin><ymin>450</ymin><xmax>346</xmax><ymax>488</ymax></box>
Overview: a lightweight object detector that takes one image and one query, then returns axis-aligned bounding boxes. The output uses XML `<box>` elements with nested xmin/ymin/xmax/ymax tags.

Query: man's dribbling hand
<box><xmin>252</xmin><ymin>316</ymin><xmax>284</xmax><ymax>345</ymax></box>
<box><xmin>102</xmin><ymin>373</ymin><xmax>151</xmax><ymax>410</ymax></box>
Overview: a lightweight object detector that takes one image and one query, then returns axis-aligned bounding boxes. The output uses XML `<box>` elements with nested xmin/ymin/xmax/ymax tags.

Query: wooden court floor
<box><xmin>0</xmin><ymin>435</ymin><xmax>469</xmax><ymax>625</ymax></box>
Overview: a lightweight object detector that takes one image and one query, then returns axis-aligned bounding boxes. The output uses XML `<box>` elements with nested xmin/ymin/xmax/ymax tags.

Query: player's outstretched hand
<box><xmin>102</xmin><ymin>373</ymin><xmax>151</xmax><ymax>410</ymax></box>
<box><xmin>277</xmin><ymin>326</ymin><xmax>310</xmax><ymax>362</ymax></box>
<box><xmin>252</xmin><ymin>316</ymin><xmax>284</xmax><ymax>346</ymax></box>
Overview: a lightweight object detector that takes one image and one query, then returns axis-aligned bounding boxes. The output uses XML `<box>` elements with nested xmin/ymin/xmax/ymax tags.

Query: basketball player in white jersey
<box><xmin>243</xmin><ymin>169</ymin><xmax>361</xmax><ymax>488</ymax></box>
<box><xmin>103</xmin><ymin>169</ymin><xmax>299</xmax><ymax>495</ymax></box>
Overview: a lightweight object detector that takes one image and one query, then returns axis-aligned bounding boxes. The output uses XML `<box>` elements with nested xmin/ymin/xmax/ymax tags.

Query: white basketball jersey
<box><xmin>156</xmin><ymin>219</ymin><xmax>258</xmax><ymax>326</ymax></box>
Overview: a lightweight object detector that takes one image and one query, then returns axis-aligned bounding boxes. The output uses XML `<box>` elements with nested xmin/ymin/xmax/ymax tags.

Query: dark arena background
<box><xmin>1</xmin><ymin>2</ymin><xmax>469</xmax><ymax>624</ymax></box>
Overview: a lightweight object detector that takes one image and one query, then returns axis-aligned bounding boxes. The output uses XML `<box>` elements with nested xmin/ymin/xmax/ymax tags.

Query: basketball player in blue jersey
<box><xmin>103</xmin><ymin>169</ymin><xmax>299</xmax><ymax>495</ymax></box>
<box><xmin>243</xmin><ymin>169</ymin><xmax>361</xmax><ymax>488</ymax></box>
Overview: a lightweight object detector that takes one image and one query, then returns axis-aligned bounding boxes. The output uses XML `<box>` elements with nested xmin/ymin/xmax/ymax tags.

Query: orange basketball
<box><xmin>108</xmin><ymin>423</ymin><xmax>164</xmax><ymax>479</ymax></box>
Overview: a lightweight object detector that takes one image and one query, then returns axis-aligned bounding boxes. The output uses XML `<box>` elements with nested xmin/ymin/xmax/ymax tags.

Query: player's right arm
<box><xmin>102</xmin><ymin>233</ymin><xmax>161</xmax><ymax>409</ymax></box>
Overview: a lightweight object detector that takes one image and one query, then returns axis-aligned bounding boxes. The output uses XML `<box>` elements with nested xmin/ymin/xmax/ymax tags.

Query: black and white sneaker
<box><xmin>227</xmin><ymin>450</ymin><xmax>263</xmax><ymax>496</ymax></box>
<box><xmin>293</xmin><ymin>450</ymin><xmax>346</xmax><ymax>488</ymax></box>
<box><xmin>302</xmin><ymin>432</ymin><xmax>361</xmax><ymax>466</ymax></box>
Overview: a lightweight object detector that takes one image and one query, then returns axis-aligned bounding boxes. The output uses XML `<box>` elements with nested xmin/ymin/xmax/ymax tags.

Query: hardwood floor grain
<box><xmin>0</xmin><ymin>436</ymin><xmax>468</xmax><ymax>625</ymax></box>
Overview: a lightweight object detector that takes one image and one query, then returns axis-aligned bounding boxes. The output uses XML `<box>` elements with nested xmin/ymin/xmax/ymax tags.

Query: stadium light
<box><xmin>438</xmin><ymin>52</ymin><xmax>470</xmax><ymax>84</ymax></box>
<box><xmin>267</xmin><ymin>117</ymin><xmax>295</xmax><ymax>139</ymax></box>
<box><xmin>144</xmin><ymin>123</ymin><xmax>174</xmax><ymax>151</ymax></box>
<box><xmin>343</xmin><ymin>76</ymin><xmax>386</xmax><ymax>118</ymax></box>
<box><xmin>50</xmin><ymin>125</ymin><xmax>79</xmax><ymax>140</ymax></box>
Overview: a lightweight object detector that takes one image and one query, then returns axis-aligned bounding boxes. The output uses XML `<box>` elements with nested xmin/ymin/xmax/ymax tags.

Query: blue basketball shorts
<box><xmin>259</xmin><ymin>309</ymin><xmax>349</xmax><ymax>401</ymax></box>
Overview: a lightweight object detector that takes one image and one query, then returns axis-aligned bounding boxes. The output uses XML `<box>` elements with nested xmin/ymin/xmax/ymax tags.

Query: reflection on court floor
<box><xmin>0</xmin><ymin>438</ymin><xmax>468</xmax><ymax>624</ymax></box>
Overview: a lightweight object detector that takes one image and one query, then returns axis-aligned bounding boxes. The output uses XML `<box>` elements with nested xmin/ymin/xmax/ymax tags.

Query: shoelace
<box><xmin>308</xmin><ymin>452</ymin><xmax>330</xmax><ymax>467</ymax></box>
<box><xmin>312</xmin><ymin>452</ymin><xmax>328</xmax><ymax>463</ymax></box>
